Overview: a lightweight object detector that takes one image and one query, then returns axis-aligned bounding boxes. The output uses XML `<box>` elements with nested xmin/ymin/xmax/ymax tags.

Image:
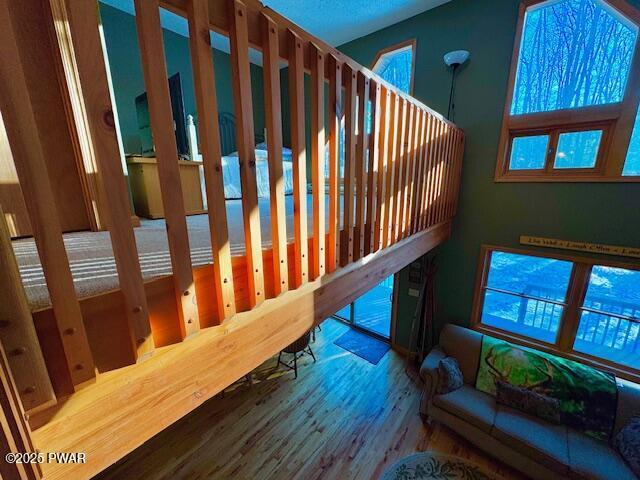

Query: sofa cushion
<box><xmin>433</xmin><ymin>385</ymin><xmax>497</xmax><ymax>433</ymax></box>
<box><xmin>439</xmin><ymin>324</ymin><xmax>482</xmax><ymax>385</ymax></box>
<box><xmin>616</xmin><ymin>379</ymin><xmax>640</xmax><ymax>437</ymax></box>
<box><xmin>436</xmin><ymin>357</ymin><xmax>464</xmax><ymax>394</ymax></box>
<box><xmin>568</xmin><ymin>429</ymin><xmax>636</xmax><ymax>480</ymax></box>
<box><xmin>614</xmin><ymin>416</ymin><xmax>640</xmax><ymax>478</ymax></box>
<box><xmin>492</xmin><ymin>405</ymin><xmax>569</xmax><ymax>475</ymax></box>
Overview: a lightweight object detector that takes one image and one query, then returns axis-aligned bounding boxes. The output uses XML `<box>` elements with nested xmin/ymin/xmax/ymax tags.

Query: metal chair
<box><xmin>277</xmin><ymin>330</ymin><xmax>316</xmax><ymax>378</ymax></box>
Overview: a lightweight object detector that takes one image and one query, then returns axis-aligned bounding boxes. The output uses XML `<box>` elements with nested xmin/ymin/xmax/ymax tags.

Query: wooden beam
<box><xmin>228</xmin><ymin>0</ymin><xmax>265</xmax><ymax>307</ymax></box>
<box><xmin>133</xmin><ymin>0</ymin><xmax>200</xmax><ymax>336</ymax></box>
<box><xmin>310</xmin><ymin>42</ymin><xmax>326</xmax><ymax>279</ymax></box>
<box><xmin>354</xmin><ymin>72</ymin><xmax>369</xmax><ymax>260</ymax></box>
<box><xmin>407</xmin><ymin>107</ymin><xmax>421</xmax><ymax>234</ymax></box>
<box><xmin>327</xmin><ymin>55</ymin><xmax>342</xmax><ymax>273</ymax></box>
<box><xmin>0</xmin><ymin>0</ymin><xmax>95</xmax><ymax>387</ymax></box>
<box><xmin>188</xmin><ymin>0</ymin><xmax>237</xmax><ymax>319</ymax></box>
<box><xmin>31</xmin><ymin>221</ymin><xmax>452</xmax><ymax>480</ymax></box>
<box><xmin>342</xmin><ymin>65</ymin><xmax>357</xmax><ymax>265</ymax></box>
<box><xmin>0</xmin><ymin>207</ymin><xmax>55</xmax><ymax>413</ymax></box>
<box><xmin>400</xmin><ymin>104</ymin><xmax>414</xmax><ymax>239</ymax></box>
<box><xmin>57</xmin><ymin>0</ymin><xmax>154</xmax><ymax>358</ymax></box>
<box><xmin>260</xmin><ymin>12</ymin><xmax>289</xmax><ymax>295</ymax></box>
<box><xmin>287</xmin><ymin>29</ymin><xmax>309</xmax><ymax>286</ymax></box>
<box><xmin>411</xmin><ymin>109</ymin><xmax>426</xmax><ymax>234</ymax></box>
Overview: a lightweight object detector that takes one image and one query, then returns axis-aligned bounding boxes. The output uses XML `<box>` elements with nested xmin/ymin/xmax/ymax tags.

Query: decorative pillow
<box><xmin>436</xmin><ymin>357</ymin><xmax>464</xmax><ymax>395</ymax></box>
<box><xmin>614</xmin><ymin>416</ymin><xmax>640</xmax><ymax>477</ymax></box>
<box><xmin>496</xmin><ymin>380</ymin><xmax>561</xmax><ymax>424</ymax></box>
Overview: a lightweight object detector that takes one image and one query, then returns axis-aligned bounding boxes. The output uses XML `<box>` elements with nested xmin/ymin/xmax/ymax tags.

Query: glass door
<box><xmin>334</xmin><ymin>275</ymin><xmax>395</xmax><ymax>339</ymax></box>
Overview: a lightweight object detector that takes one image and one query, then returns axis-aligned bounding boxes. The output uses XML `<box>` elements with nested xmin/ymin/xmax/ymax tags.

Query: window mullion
<box><xmin>606</xmin><ymin>39</ymin><xmax>640</xmax><ymax>176</ymax></box>
<box><xmin>544</xmin><ymin>129</ymin><xmax>559</xmax><ymax>172</ymax></box>
<box><xmin>557</xmin><ymin>263</ymin><xmax>592</xmax><ymax>352</ymax></box>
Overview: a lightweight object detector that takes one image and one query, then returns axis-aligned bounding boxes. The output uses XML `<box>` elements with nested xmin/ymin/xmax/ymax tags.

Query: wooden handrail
<box><xmin>0</xmin><ymin>0</ymin><xmax>465</xmax><ymax>427</ymax></box>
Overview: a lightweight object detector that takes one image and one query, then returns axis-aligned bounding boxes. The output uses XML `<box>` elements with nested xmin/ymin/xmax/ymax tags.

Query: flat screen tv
<box><xmin>135</xmin><ymin>72</ymin><xmax>188</xmax><ymax>158</ymax></box>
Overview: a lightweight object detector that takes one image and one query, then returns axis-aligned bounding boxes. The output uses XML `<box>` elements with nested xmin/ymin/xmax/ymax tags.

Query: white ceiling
<box><xmin>261</xmin><ymin>0</ymin><xmax>449</xmax><ymax>46</ymax></box>
<box><xmin>100</xmin><ymin>0</ymin><xmax>449</xmax><ymax>61</ymax></box>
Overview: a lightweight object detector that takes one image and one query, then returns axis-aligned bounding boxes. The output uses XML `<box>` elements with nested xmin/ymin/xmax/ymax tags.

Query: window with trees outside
<box><xmin>472</xmin><ymin>246</ymin><xmax>640</xmax><ymax>380</ymax></box>
<box><xmin>371</xmin><ymin>39</ymin><xmax>415</xmax><ymax>95</ymax></box>
<box><xmin>496</xmin><ymin>0</ymin><xmax>640</xmax><ymax>181</ymax></box>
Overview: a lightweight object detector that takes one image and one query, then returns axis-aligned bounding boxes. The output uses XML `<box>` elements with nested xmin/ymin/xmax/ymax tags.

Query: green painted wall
<box><xmin>100</xmin><ymin>4</ymin><xmax>265</xmax><ymax>155</ymax></box>
<box><xmin>338</xmin><ymin>0</ymin><xmax>640</xmax><ymax>348</ymax></box>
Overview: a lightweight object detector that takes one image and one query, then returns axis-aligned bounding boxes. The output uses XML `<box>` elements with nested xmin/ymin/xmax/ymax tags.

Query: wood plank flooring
<box><xmin>95</xmin><ymin>319</ymin><xmax>525</xmax><ymax>480</ymax></box>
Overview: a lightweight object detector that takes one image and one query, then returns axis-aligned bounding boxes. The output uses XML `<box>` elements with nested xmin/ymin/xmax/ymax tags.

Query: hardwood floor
<box><xmin>95</xmin><ymin>319</ymin><xmax>525</xmax><ymax>480</ymax></box>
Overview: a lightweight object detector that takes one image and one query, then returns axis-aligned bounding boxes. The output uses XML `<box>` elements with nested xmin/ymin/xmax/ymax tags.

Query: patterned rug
<box><xmin>381</xmin><ymin>452</ymin><xmax>497</xmax><ymax>480</ymax></box>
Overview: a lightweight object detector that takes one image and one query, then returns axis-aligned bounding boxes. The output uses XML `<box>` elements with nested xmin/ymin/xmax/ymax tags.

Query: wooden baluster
<box><xmin>0</xmin><ymin>341</ymin><xmax>41</xmax><ymax>480</ymax></box>
<box><xmin>188</xmin><ymin>0</ymin><xmax>236</xmax><ymax>318</ymax></box>
<box><xmin>260</xmin><ymin>13</ymin><xmax>288</xmax><ymax>295</ymax></box>
<box><xmin>0</xmin><ymin>0</ymin><xmax>95</xmax><ymax>387</ymax></box>
<box><xmin>425</xmin><ymin>115</ymin><xmax>438</xmax><ymax>228</ymax></box>
<box><xmin>393</xmin><ymin>100</ymin><xmax>408</xmax><ymax>242</ymax></box>
<box><xmin>411</xmin><ymin>109</ymin><xmax>426</xmax><ymax>234</ymax></box>
<box><xmin>366</xmin><ymin>81</ymin><xmax>380</xmax><ymax>255</ymax></box>
<box><xmin>134</xmin><ymin>0</ymin><xmax>200</xmax><ymax>336</ymax></box>
<box><xmin>444</xmin><ymin>128</ymin><xmax>458</xmax><ymax>220</ymax></box>
<box><xmin>430</xmin><ymin>120</ymin><xmax>445</xmax><ymax>226</ymax></box>
<box><xmin>439</xmin><ymin>124</ymin><xmax>453</xmax><ymax>224</ymax></box>
<box><xmin>327</xmin><ymin>55</ymin><xmax>341</xmax><ymax>273</ymax></box>
<box><xmin>385</xmin><ymin>94</ymin><xmax>400</xmax><ymax>246</ymax></box>
<box><xmin>420</xmin><ymin>113</ymin><xmax>434</xmax><ymax>230</ymax></box>
<box><xmin>57</xmin><ymin>0</ymin><xmax>155</xmax><ymax>356</ymax></box>
<box><xmin>451</xmin><ymin>130</ymin><xmax>466</xmax><ymax>217</ymax></box>
<box><xmin>400</xmin><ymin>104</ymin><xmax>415</xmax><ymax>239</ymax></box>
<box><xmin>288</xmin><ymin>30</ymin><xmax>309</xmax><ymax>284</ymax></box>
<box><xmin>310</xmin><ymin>42</ymin><xmax>325</xmax><ymax>279</ymax></box>
<box><xmin>229</xmin><ymin>0</ymin><xmax>265</xmax><ymax>306</ymax></box>
<box><xmin>354</xmin><ymin>72</ymin><xmax>369</xmax><ymax>260</ymax></box>
<box><xmin>374</xmin><ymin>86</ymin><xmax>390</xmax><ymax>251</ymax></box>
<box><xmin>342</xmin><ymin>65</ymin><xmax>357</xmax><ymax>266</ymax></box>
<box><xmin>407</xmin><ymin>106</ymin><xmax>421</xmax><ymax>234</ymax></box>
<box><xmin>0</xmin><ymin>207</ymin><xmax>55</xmax><ymax>412</ymax></box>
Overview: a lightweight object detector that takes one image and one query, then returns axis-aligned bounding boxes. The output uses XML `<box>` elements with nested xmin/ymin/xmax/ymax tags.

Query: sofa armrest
<box><xmin>419</xmin><ymin>346</ymin><xmax>446</xmax><ymax>399</ymax></box>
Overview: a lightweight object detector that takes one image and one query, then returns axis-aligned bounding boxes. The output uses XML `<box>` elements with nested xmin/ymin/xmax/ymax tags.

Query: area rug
<box><xmin>334</xmin><ymin>328</ymin><xmax>390</xmax><ymax>365</ymax></box>
<box><xmin>381</xmin><ymin>452</ymin><xmax>497</xmax><ymax>480</ymax></box>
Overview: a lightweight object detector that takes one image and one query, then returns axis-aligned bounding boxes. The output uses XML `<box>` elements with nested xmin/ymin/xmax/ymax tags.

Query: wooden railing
<box><xmin>0</xmin><ymin>0</ymin><xmax>464</xmax><ymax>476</ymax></box>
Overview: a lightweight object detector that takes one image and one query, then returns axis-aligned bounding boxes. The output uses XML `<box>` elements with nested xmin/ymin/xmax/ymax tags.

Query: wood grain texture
<box><xmin>393</xmin><ymin>100</ymin><xmax>407</xmax><ymax>243</ymax></box>
<box><xmin>0</xmin><ymin>0</ymin><xmax>95</xmax><ymax>387</ymax></box>
<box><xmin>0</xmin><ymin>341</ymin><xmax>41</xmax><ymax>480</ymax></box>
<box><xmin>31</xmin><ymin>222</ymin><xmax>453</xmax><ymax>480</ymax></box>
<box><xmin>260</xmin><ymin>12</ymin><xmax>289</xmax><ymax>296</ymax></box>
<box><xmin>60</xmin><ymin>0</ymin><xmax>154</xmax><ymax>359</ymax></box>
<box><xmin>374</xmin><ymin>86</ymin><xmax>390</xmax><ymax>251</ymax></box>
<box><xmin>0</xmin><ymin>207</ymin><xmax>55</xmax><ymax>412</ymax></box>
<box><xmin>384</xmin><ymin>94</ymin><xmax>400</xmax><ymax>248</ymax></box>
<box><xmin>367</xmin><ymin>80</ymin><xmax>381</xmax><ymax>255</ymax></box>
<box><xmin>228</xmin><ymin>0</ymin><xmax>265</xmax><ymax>307</ymax></box>
<box><xmin>95</xmin><ymin>319</ymin><xmax>523</xmax><ymax>480</ymax></box>
<box><xmin>134</xmin><ymin>0</ymin><xmax>200</xmax><ymax>337</ymax></box>
<box><xmin>327</xmin><ymin>55</ymin><xmax>342</xmax><ymax>273</ymax></box>
<box><xmin>354</xmin><ymin>72</ymin><xmax>369</xmax><ymax>260</ymax></box>
<box><xmin>342</xmin><ymin>65</ymin><xmax>358</xmax><ymax>265</ymax></box>
<box><xmin>310</xmin><ymin>42</ymin><xmax>326</xmax><ymax>279</ymax></box>
<box><xmin>188</xmin><ymin>0</ymin><xmax>237</xmax><ymax>319</ymax></box>
<box><xmin>287</xmin><ymin>29</ymin><xmax>309</xmax><ymax>286</ymax></box>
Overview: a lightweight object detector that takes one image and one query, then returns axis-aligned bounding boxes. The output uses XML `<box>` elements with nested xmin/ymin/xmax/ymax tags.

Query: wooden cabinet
<box><xmin>126</xmin><ymin>156</ymin><xmax>205</xmax><ymax>219</ymax></box>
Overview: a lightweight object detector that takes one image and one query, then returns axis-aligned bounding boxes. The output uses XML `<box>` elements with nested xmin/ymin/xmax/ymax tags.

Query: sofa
<box><xmin>420</xmin><ymin>324</ymin><xmax>640</xmax><ymax>480</ymax></box>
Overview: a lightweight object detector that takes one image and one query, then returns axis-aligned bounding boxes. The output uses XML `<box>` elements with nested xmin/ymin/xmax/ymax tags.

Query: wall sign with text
<box><xmin>520</xmin><ymin>236</ymin><xmax>640</xmax><ymax>259</ymax></box>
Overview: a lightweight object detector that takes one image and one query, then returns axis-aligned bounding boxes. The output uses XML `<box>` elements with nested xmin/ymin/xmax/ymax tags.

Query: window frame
<box><xmin>471</xmin><ymin>244</ymin><xmax>640</xmax><ymax>382</ymax></box>
<box><xmin>495</xmin><ymin>0</ymin><xmax>640</xmax><ymax>182</ymax></box>
<box><xmin>370</xmin><ymin>39</ymin><xmax>417</xmax><ymax>96</ymax></box>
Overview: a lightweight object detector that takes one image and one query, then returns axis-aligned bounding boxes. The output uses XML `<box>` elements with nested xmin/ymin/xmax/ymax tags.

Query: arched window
<box><xmin>496</xmin><ymin>0</ymin><xmax>640</xmax><ymax>181</ymax></box>
<box><xmin>371</xmin><ymin>40</ymin><xmax>416</xmax><ymax>95</ymax></box>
